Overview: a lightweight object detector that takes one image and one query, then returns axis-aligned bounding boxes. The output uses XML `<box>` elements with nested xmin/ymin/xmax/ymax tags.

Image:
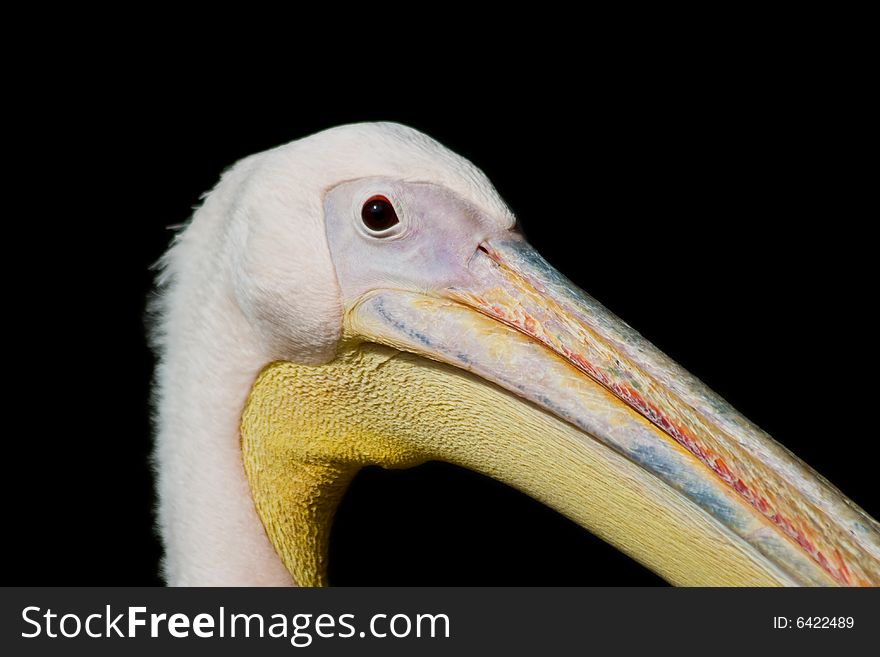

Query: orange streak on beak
<box><xmin>448</xmin><ymin>241</ymin><xmax>879</xmax><ymax>586</ymax></box>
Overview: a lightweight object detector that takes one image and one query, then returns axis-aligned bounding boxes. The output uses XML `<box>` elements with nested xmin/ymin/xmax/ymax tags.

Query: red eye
<box><xmin>361</xmin><ymin>195</ymin><xmax>399</xmax><ymax>232</ymax></box>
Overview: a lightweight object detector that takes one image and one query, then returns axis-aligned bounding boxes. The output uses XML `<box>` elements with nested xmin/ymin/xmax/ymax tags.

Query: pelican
<box><xmin>152</xmin><ymin>122</ymin><xmax>880</xmax><ymax>586</ymax></box>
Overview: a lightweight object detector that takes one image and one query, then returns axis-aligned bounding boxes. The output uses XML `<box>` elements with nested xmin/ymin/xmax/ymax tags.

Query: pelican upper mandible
<box><xmin>152</xmin><ymin>122</ymin><xmax>880</xmax><ymax>586</ymax></box>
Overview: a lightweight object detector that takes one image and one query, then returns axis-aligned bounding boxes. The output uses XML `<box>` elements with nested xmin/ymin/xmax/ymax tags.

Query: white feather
<box><xmin>151</xmin><ymin>122</ymin><xmax>508</xmax><ymax>585</ymax></box>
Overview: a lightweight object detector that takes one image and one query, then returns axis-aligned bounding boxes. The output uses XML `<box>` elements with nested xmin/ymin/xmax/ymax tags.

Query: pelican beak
<box><xmin>343</xmin><ymin>236</ymin><xmax>880</xmax><ymax>587</ymax></box>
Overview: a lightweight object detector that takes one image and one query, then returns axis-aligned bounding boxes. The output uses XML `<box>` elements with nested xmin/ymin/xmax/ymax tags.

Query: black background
<box><xmin>8</xmin><ymin>49</ymin><xmax>876</xmax><ymax>586</ymax></box>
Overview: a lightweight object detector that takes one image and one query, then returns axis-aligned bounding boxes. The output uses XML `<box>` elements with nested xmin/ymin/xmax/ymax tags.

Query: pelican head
<box><xmin>152</xmin><ymin>122</ymin><xmax>880</xmax><ymax>586</ymax></box>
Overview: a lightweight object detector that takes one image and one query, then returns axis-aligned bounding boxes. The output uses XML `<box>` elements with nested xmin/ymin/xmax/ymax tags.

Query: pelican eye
<box><xmin>361</xmin><ymin>195</ymin><xmax>399</xmax><ymax>232</ymax></box>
